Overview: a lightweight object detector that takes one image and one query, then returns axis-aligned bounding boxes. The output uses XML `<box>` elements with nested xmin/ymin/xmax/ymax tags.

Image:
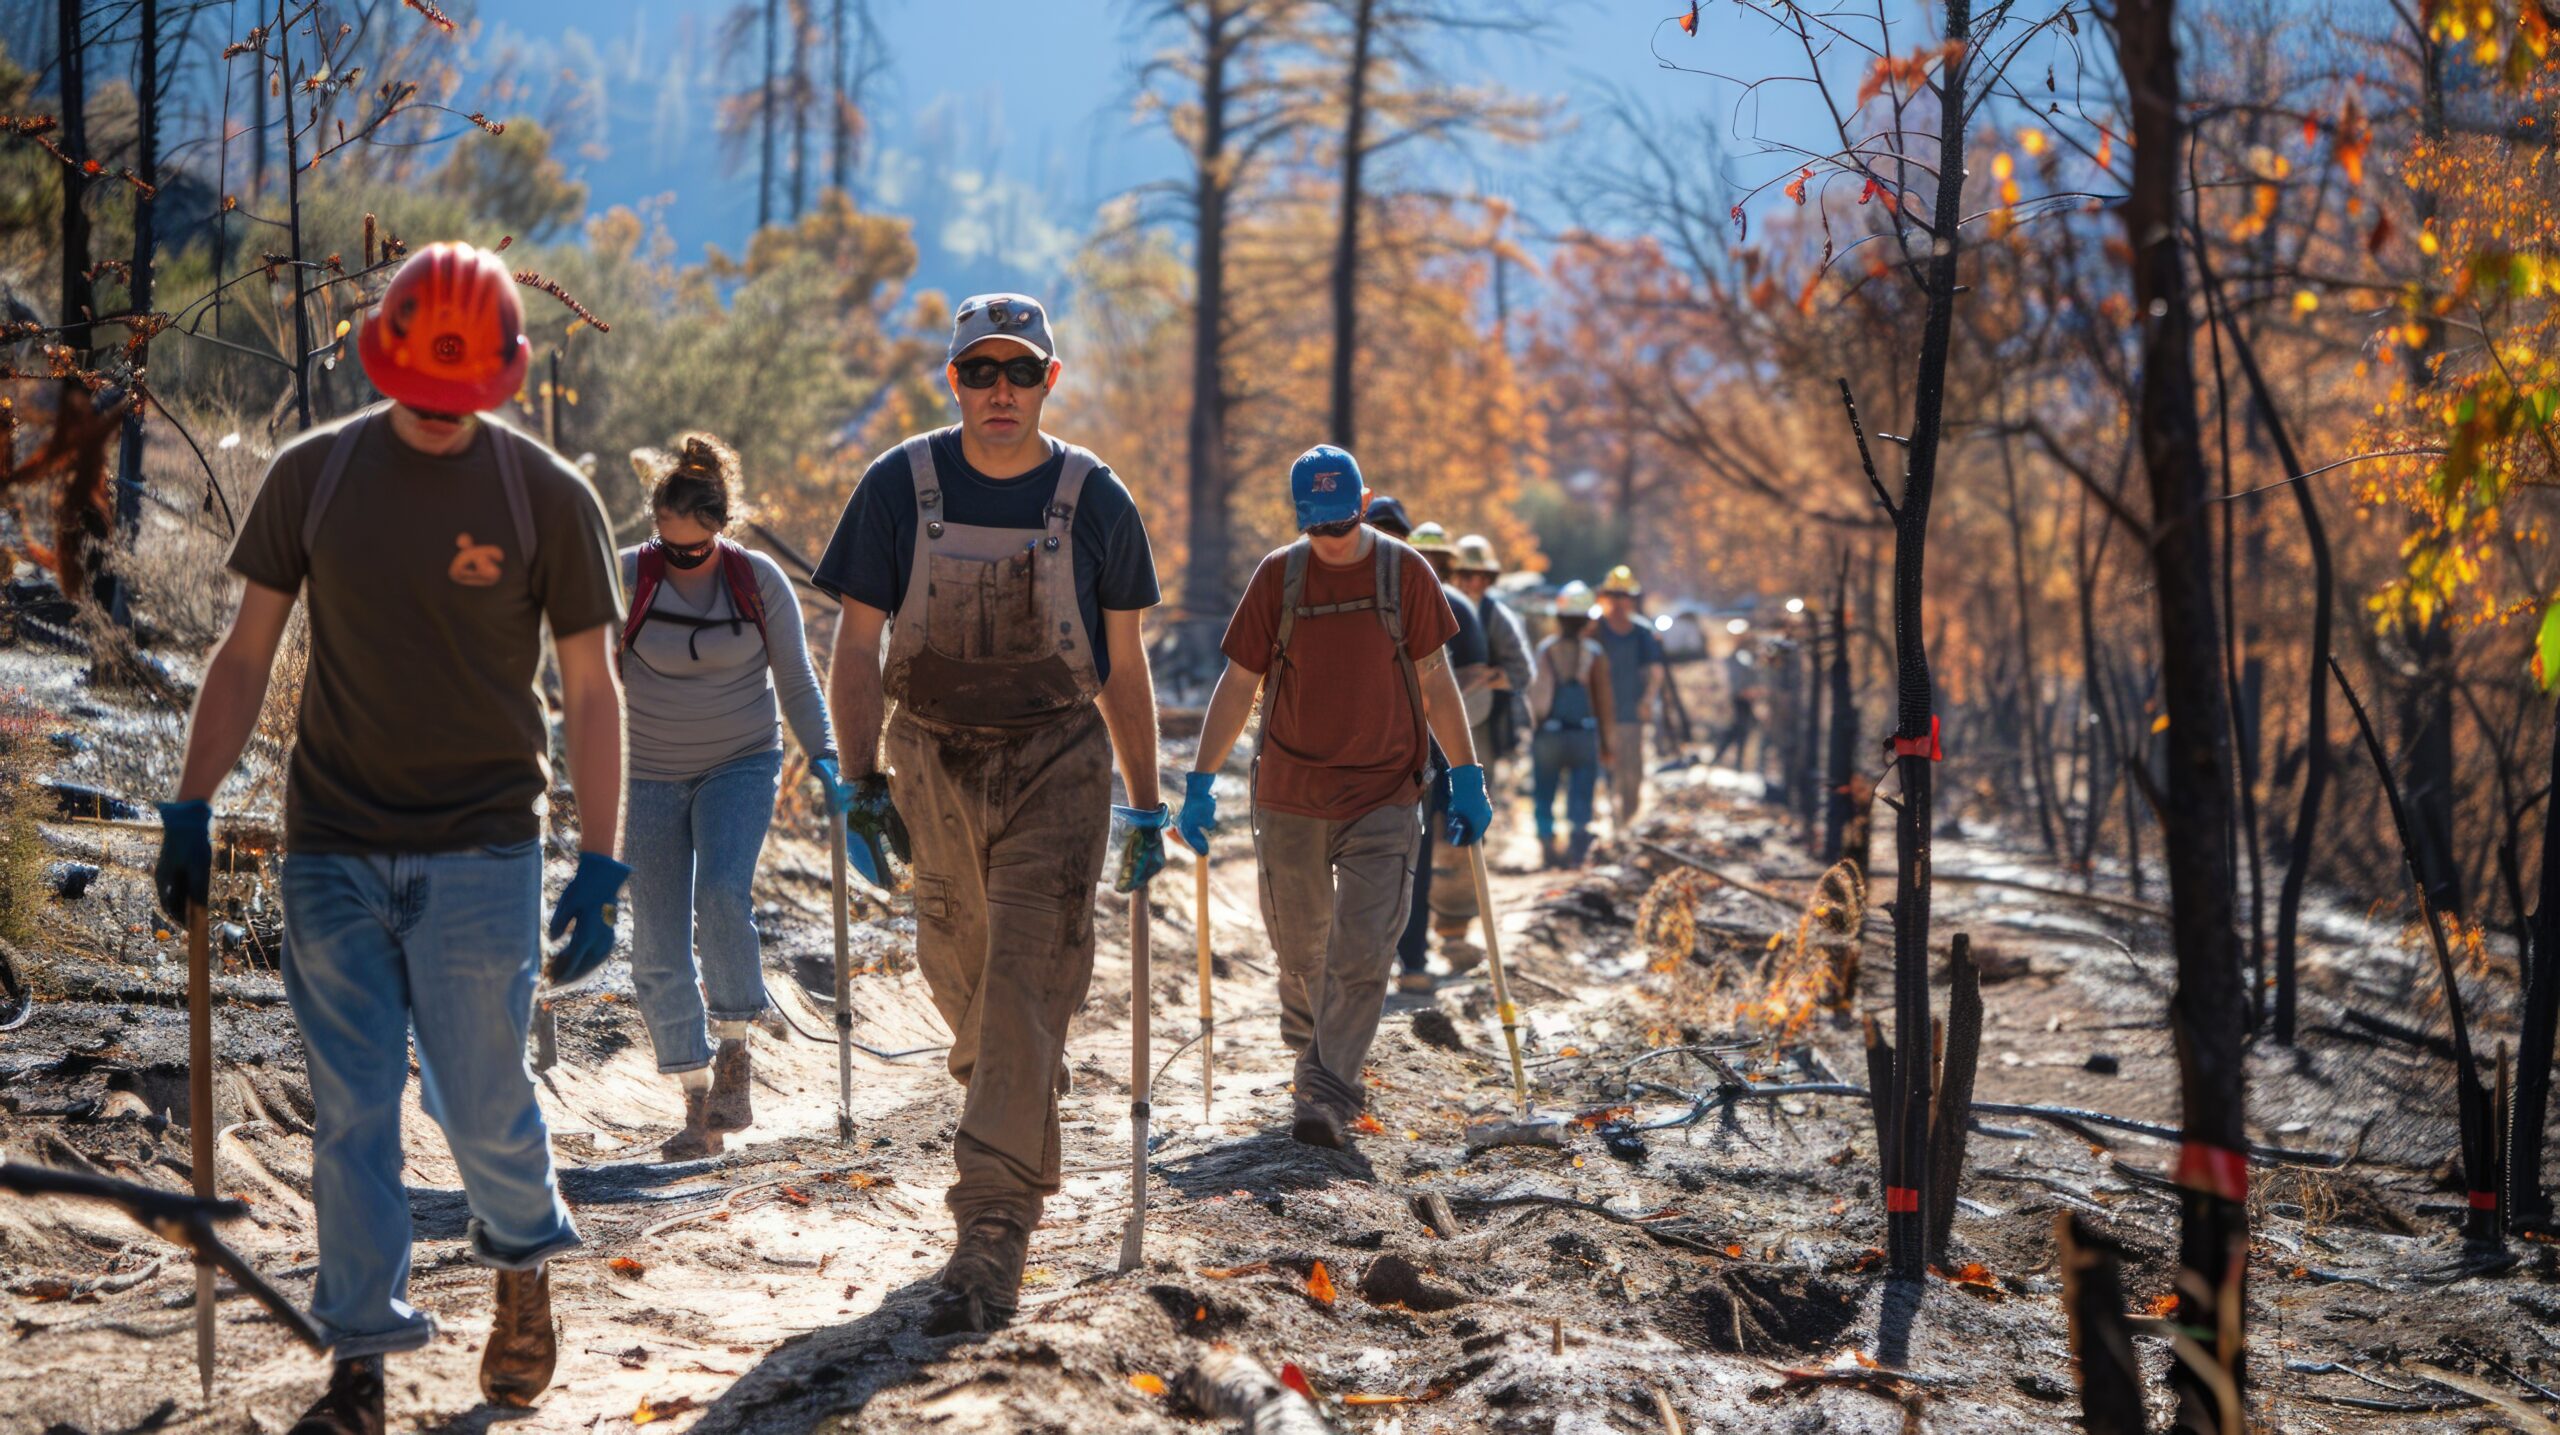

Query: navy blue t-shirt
<box><xmin>812</xmin><ymin>429</ymin><xmax>1161</xmax><ymax>685</ymax></box>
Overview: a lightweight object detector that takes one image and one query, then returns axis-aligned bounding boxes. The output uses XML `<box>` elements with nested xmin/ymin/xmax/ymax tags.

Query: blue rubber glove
<box><xmin>1112</xmin><ymin>803</ymin><xmax>1170</xmax><ymax>893</ymax></box>
<box><xmin>1175</xmin><ymin>771</ymin><xmax>1219</xmax><ymax>856</ymax></box>
<box><xmin>810</xmin><ymin>755</ymin><xmax>856</xmax><ymax>815</ymax></box>
<box><xmin>844</xmin><ymin>772</ymin><xmax>911</xmax><ymax>890</ymax></box>
<box><xmin>154</xmin><ymin>800</ymin><xmax>211</xmax><ymax>927</ymax></box>
<box><xmin>546</xmin><ymin>851</ymin><xmax>632</xmax><ymax>989</ymax></box>
<box><xmin>1444</xmin><ymin>764</ymin><xmax>1493</xmax><ymax>848</ymax></box>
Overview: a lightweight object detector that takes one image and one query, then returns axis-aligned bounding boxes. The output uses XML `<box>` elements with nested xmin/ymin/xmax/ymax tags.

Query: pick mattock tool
<box><xmin>1461</xmin><ymin>845</ymin><xmax>1566</xmax><ymax>1153</ymax></box>
<box><xmin>831</xmin><ymin>806</ymin><xmax>855</xmax><ymax>1142</ymax></box>
<box><xmin>187</xmin><ymin>902</ymin><xmax>218</xmax><ymax>1397</ymax></box>
<box><xmin>1117</xmin><ymin>888</ymin><xmax>1151</xmax><ymax>1273</ymax></box>
<box><xmin>1194</xmin><ymin>850</ymin><xmax>1214</xmax><ymax>1122</ymax></box>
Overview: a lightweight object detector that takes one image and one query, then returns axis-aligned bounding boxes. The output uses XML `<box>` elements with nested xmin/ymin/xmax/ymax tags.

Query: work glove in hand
<box><xmin>1444</xmin><ymin>764</ymin><xmax>1494</xmax><ymax>848</ymax></box>
<box><xmin>546</xmin><ymin>851</ymin><xmax>632</xmax><ymax>990</ymax></box>
<box><xmin>154</xmin><ymin>800</ymin><xmax>212</xmax><ymax>928</ymax></box>
<box><xmin>810</xmin><ymin>755</ymin><xmax>856</xmax><ymax>816</ymax></box>
<box><xmin>844</xmin><ymin>773</ymin><xmax>911</xmax><ymax>890</ymax></box>
<box><xmin>1175</xmin><ymin>771</ymin><xmax>1219</xmax><ymax>856</ymax></box>
<box><xmin>1110</xmin><ymin>803</ymin><xmax>1171</xmax><ymax>892</ymax></box>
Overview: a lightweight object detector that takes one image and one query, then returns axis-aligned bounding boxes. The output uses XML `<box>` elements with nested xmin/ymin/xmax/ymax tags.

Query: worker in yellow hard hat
<box><xmin>1590</xmin><ymin>565</ymin><xmax>1665</xmax><ymax>834</ymax></box>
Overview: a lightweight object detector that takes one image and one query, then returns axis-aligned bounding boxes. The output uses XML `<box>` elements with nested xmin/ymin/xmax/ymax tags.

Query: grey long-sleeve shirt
<box><xmin>617</xmin><ymin>546</ymin><xmax>836</xmax><ymax>782</ymax></box>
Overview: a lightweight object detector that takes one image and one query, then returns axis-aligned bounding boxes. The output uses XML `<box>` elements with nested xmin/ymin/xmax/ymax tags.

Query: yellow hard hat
<box><xmin>1599</xmin><ymin>564</ymin><xmax>1642</xmax><ymax>596</ymax></box>
<box><xmin>1453</xmin><ymin>534</ymin><xmax>1502</xmax><ymax>574</ymax></box>
<box><xmin>1409</xmin><ymin>522</ymin><xmax>1453</xmax><ymax>553</ymax></box>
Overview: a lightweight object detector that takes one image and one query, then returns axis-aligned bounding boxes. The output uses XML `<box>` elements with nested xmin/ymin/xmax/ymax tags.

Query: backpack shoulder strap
<box><xmin>718</xmin><ymin>539</ymin><xmax>771</xmax><ymax>650</ymax></box>
<box><xmin>1273</xmin><ymin>538</ymin><xmax>1312</xmax><ymax>666</ymax></box>
<box><xmin>620</xmin><ymin>545</ymin><xmax>664</xmax><ymax>659</ymax></box>
<box><xmin>1375</xmin><ymin>538</ymin><xmax>1430</xmax><ymax>784</ymax></box>
<box><xmin>298</xmin><ymin>403</ymin><xmax>388</xmax><ymax>555</ymax></box>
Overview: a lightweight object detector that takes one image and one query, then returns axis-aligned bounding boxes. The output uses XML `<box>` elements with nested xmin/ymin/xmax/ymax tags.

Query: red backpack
<box><xmin>620</xmin><ymin>537</ymin><xmax>770</xmax><ymax>667</ymax></box>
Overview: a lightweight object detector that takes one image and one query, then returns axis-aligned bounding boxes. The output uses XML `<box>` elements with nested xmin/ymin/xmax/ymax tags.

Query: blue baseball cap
<box><xmin>1362</xmin><ymin>494</ymin><xmax>1411</xmax><ymax>536</ymax></box>
<box><xmin>948</xmin><ymin>292</ymin><xmax>1056</xmax><ymax>363</ymax></box>
<box><xmin>1291</xmin><ymin>446</ymin><xmax>1366</xmax><ymax>530</ymax></box>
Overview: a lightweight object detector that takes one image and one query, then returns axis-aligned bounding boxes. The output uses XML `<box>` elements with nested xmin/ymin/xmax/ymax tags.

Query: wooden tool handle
<box><xmin>1466</xmin><ymin>846</ymin><xmax>1531</xmax><ymax>1112</ymax></box>
<box><xmin>1194</xmin><ymin>855</ymin><xmax>1214</xmax><ymax>1120</ymax></box>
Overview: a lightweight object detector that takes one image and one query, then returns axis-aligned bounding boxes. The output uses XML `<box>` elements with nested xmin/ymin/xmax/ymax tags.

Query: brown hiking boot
<box><xmin>289</xmin><ymin>1356</ymin><xmax>384</xmax><ymax>1435</ymax></box>
<box><xmin>923</xmin><ymin>1211</ymin><xmax>1032</xmax><ymax>1336</ymax></box>
<box><xmin>1395</xmin><ymin>970</ymin><xmax>1435</xmax><ymax>994</ymax></box>
<box><xmin>705</xmin><ymin>1038</ymin><xmax>753</xmax><ymax>1133</ymax></box>
<box><xmin>661</xmin><ymin>1085</ymin><xmax>723</xmax><ymax>1162</ymax></box>
<box><xmin>1291</xmin><ymin>1107</ymin><xmax>1347</xmax><ymax>1149</ymax></box>
<box><xmin>478</xmin><ymin>1266</ymin><xmax>557</xmax><ymax>1407</ymax></box>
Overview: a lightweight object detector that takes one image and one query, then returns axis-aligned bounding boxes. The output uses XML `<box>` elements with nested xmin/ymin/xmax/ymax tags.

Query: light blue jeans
<box><xmin>280</xmin><ymin>840</ymin><xmax>580</xmax><ymax>1359</ymax></box>
<box><xmin>625</xmin><ymin>747</ymin><xmax>783</xmax><ymax>1073</ymax></box>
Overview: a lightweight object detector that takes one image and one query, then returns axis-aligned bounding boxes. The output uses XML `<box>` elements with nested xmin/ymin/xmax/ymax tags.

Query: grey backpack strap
<box><xmin>488</xmin><ymin>420</ymin><xmax>539</xmax><ymax>564</ymax></box>
<box><xmin>1376</xmin><ymin>539</ymin><xmax>1430</xmax><ymax>782</ymax></box>
<box><xmin>1273</xmin><ymin>537</ymin><xmax>1312</xmax><ymax>665</ymax></box>
<box><xmin>298</xmin><ymin>403</ymin><xmax>387</xmax><ymax>555</ymax></box>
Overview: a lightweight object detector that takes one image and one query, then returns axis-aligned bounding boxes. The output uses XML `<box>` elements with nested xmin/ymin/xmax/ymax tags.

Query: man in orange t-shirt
<box><xmin>1173</xmin><ymin>446</ymin><xmax>1491</xmax><ymax>1147</ymax></box>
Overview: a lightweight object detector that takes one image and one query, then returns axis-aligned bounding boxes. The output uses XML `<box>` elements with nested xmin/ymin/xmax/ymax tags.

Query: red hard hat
<box><xmin>357</xmin><ymin>242</ymin><xmax>530</xmax><ymax>414</ymax></box>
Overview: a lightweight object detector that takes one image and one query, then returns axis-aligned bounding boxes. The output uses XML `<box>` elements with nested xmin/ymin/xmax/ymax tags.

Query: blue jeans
<box><xmin>280</xmin><ymin>841</ymin><xmax>580</xmax><ymax>1359</ymax></box>
<box><xmin>625</xmin><ymin>747</ymin><xmax>783</xmax><ymax>1072</ymax></box>
<box><xmin>1531</xmin><ymin>728</ymin><xmax>1601</xmax><ymax>841</ymax></box>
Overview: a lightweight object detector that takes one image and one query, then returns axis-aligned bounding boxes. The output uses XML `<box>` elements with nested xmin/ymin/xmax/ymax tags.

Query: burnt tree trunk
<box><xmin>105</xmin><ymin>0</ymin><xmax>157</xmax><ymax>631</ymax></box>
<box><xmin>2111</xmin><ymin>0</ymin><xmax>2249</xmax><ymax>1425</ymax></box>
<box><xmin>1876</xmin><ymin>0</ymin><xmax>1971</xmax><ymax>1284</ymax></box>
<box><xmin>787</xmin><ymin>0</ymin><xmax>809</xmax><ymax>219</ymax></box>
<box><xmin>830</xmin><ymin>0</ymin><xmax>849</xmax><ymax>191</ymax></box>
<box><xmin>758</xmin><ymin>0</ymin><xmax>779</xmax><ymax>229</ymax></box>
<box><xmin>2401</xmin><ymin>614</ymin><xmax>2464</xmax><ymax>915</ymax></box>
<box><xmin>1802</xmin><ymin>611</ymin><xmax>1826</xmax><ymax>851</ymax></box>
<box><xmin>2192</xmin><ymin>240</ymin><xmax>2331</xmax><ymax>1047</ymax></box>
<box><xmin>275</xmin><ymin>0</ymin><xmax>314</xmax><ymax>430</ymax></box>
<box><xmin>1826</xmin><ymin>564</ymin><xmax>1858</xmax><ymax>865</ymax></box>
<box><xmin>1328</xmin><ymin>0</ymin><xmax>1375</xmax><ymax>450</ymax></box>
<box><xmin>2506</xmin><ymin>700</ymin><xmax>2560</xmax><ymax>1234</ymax></box>
<box><xmin>2059</xmin><ymin>1216</ymin><xmax>2150</xmax><ymax>1435</ymax></box>
<box><xmin>2001</xmin><ymin>436</ymin><xmax>2061</xmax><ymax>857</ymax></box>
<box><xmin>1183</xmin><ymin>2</ymin><xmax>1243</xmax><ymax>646</ymax></box>
<box><xmin>57</xmin><ymin>0</ymin><xmax>93</xmax><ymax>356</ymax></box>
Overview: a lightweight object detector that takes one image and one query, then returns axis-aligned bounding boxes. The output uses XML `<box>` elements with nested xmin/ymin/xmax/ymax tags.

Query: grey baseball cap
<box><xmin>947</xmin><ymin>292</ymin><xmax>1057</xmax><ymax>364</ymax></box>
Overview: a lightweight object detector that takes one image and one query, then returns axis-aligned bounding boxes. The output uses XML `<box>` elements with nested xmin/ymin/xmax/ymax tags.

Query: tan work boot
<box><xmin>478</xmin><ymin>1266</ymin><xmax>557</xmax><ymax>1407</ymax></box>
<box><xmin>288</xmin><ymin>1356</ymin><xmax>385</xmax><ymax>1435</ymax></box>
<box><xmin>924</xmin><ymin>1210</ymin><xmax>1032</xmax><ymax>1336</ymax></box>
<box><xmin>661</xmin><ymin>1084</ymin><xmax>723</xmax><ymax>1161</ymax></box>
<box><xmin>705</xmin><ymin>1038</ymin><xmax>753</xmax><ymax>1133</ymax></box>
<box><xmin>1395</xmin><ymin>970</ymin><xmax>1435</xmax><ymax>994</ymax></box>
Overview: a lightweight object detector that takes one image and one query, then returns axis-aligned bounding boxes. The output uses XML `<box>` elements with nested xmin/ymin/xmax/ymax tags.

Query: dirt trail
<box><xmin>2</xmin><ymin>649</ymin><xmax>2545</xmax><ymax>1433</ymax></box>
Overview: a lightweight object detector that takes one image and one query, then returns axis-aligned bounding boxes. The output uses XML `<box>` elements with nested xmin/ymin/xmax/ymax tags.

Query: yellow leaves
<box><xmin>632</xmin><ymin>1395</ymin><xmax>698</xmax><ymax>1425</ymax></box>
<box><xmin>1991</xmin><ymin>152</ymin><xmax>2015</xmax><ymax>181</ymax></box>
<box><xmin>1130</xmin><ymin>1373</ymin><xmax>1168</xmax><ymax>1396</ymax></box>
<box><xmin>2095</xmin><ymin>127</ymin><xmax>2115</xmax><ymax>171</ymax></box>
<box><xmin>2017</xmin><ymin>127</ymin><xmax>2048</xmax><ymax>157</ymax></box>
<box><xmin>2334</xmin><ymin>96</ymin><xmax>2371</xmax><ymax>187</ymax></box>
<box><xmin>2149</xmin><ymin>714</ymin><xmax>2171</xmax><ymax>735</ymax></box>
<box><xmin>2293</xmin><ymin>289</ymin><xmax>2321</xmax><ymax>315</ymax></box>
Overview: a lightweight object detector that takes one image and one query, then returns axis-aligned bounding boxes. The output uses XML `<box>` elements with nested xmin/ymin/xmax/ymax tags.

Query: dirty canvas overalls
<box><xmin>880</xmin><ymin>428</ymin><xmax>1113</xmax><ymax>1226</ymax></box>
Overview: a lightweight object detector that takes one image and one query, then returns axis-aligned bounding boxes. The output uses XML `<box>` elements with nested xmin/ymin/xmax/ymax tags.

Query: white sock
<box><xmin>711</xmin><ymin>1021</ymin><xmax>753</xmax><ymax>1044</ymax></box>
<box><xmin>679</xmin><ymin>1067</ymin><xmax>713</xmax><ymax>1092</ymax></box>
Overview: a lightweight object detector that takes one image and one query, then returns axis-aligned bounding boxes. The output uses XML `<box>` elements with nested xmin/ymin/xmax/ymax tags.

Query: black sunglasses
<box><xmin>954</xmin><ymin>355</ymin><xmax>1051</xmax><ymax>390</ymax></box>
<box><xmin>1305</xmin><ymin>516</ymin><xmax>1363</xmax><ymax>538</ymax></box>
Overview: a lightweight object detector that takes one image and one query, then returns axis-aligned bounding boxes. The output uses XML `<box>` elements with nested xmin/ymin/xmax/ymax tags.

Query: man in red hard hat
<box><xmin>155</xmin><ymin>243</ymin><xmax>627</xmax><ymax>1434</ymax></box>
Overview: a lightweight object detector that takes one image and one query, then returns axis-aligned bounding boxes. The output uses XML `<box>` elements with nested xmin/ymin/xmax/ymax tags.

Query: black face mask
<box><xmin>655</xmin><ymin>536</ymin><xmax>715</xmax><ymax>570</ymax></box>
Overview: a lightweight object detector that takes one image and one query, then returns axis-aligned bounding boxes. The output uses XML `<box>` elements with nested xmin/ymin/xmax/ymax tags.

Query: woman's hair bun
<box><xmin>648</xmin><ymin>431</ymin><xmax>743</xmax><ymax>532</ymax></box>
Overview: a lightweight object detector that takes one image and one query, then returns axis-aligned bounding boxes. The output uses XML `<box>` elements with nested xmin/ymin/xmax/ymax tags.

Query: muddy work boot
<box><xmin>660</xmin><ymin>1083</ymin><xmax>724</xmax><ymax>1161</ymax></box>
<box><xmin>706</xmin><ymin>1037</ymin><xmax>754</xmax><ymax>1133</ymax></box>
<box><xmin>289</xmin><ymin>1355</ymin><xmax>385</xmax><ymax>1435</ymax></box>
<box><xmin>924</xmin><ymin>1210</ymin><xmax>1033</xmax><ymax>1336</ymax></box>
<box><xmin>478</xmin><ymin>1265</ymin><xmax>558</xmax><ymax>1407</ymax></box>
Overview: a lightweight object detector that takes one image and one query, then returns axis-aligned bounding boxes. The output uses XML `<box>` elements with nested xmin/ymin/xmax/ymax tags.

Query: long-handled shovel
<box><xmin>186</xmin><ymin>902</ymin><xmax>217</xmax><ymax>1398</ymax></box>
<box><xmin>1117</xmin><ymin>889</ymin><xmax>1151</xmax><ymax>1273</ymax></box>
<box><xmin>1461</xmin><ymin>846</ymin><xmax>1565</xmax><ymax>1153</ymax></box>
<box><xmin>830</xmin><ymin>807</ymin><xmax>855</xmax><ymax>1143</ymax></box>
<box><xmin>1194</xmin><ymin>852</ymin><xmax>1214</xmax><ymax>1122</ymax></box>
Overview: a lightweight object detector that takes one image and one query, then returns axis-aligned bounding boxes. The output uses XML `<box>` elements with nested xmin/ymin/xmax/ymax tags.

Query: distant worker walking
<box><xmin>1177</xmin><ymin>447</ymin><xmax>1488</xmax><ymax>1147</ymax></box>
<box><xmin>815</xmin><ymin>293</ymin><xmax>1166</xmax><ymax>1336</ymax></box>
<box><xmin>617</xmin><ymin>434</ymin><xmax>845</xmax><ymax>1160</ymax></box>
<box><xmin>1410</xmin><ymin>523</ymin><xmax>1500</xmax><ymax>966</ymax></box>
<box><xmin>1592</xmin><ymin>565</ymin><xmax>1667</xmax><ymax>836</ymax></box>
<box><xmin>1527</xmin><ymin>582</ymin><xmax>1614</xmax><ymax>869</ymax></box>
<box><xmin>1451</xmin><ymin>535</ymin><xmax>1535</xmax><ymax>806</ymax></box>
<box><xmin>155</xmin><ymin>243</ymin><xmax>626</xmax><ymax>1432</ymax></box>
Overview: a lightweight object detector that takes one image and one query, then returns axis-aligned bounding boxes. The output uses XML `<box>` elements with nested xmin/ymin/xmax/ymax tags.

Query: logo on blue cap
<box><xmin>1290</xmin><ymin>446</ymin><xmax>1365</xmax><ymax>530</ymax></box>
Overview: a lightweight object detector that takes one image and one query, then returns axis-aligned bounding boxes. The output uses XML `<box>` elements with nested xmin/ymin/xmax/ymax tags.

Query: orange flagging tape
<box><xmin>1889</xmin><ymin>715</ymin><xmax>1943</xmax><ymax>762</ymax></box>
<box><xmin>1885</xmin><ymin>1186</ymin><xmax>1920</xmax><ymax>1213</ymax></box>
<box><xmin>2175</xmin><ymin>1141</ymin><xmax>2248</xmax><ymax>1203</ymax></box>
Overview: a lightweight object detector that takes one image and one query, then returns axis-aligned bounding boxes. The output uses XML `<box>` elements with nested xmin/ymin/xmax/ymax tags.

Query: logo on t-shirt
<box><xmin>449</xmin><ymin>533</ymin><xmax>505</xmax><ymax>587</ymax></box>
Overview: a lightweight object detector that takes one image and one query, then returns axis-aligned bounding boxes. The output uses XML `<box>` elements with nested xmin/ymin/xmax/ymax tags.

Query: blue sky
<box><xmin>477</xmin><ymin>1</ymin><xmax>1828</xmax><ymax>297</ymax></box>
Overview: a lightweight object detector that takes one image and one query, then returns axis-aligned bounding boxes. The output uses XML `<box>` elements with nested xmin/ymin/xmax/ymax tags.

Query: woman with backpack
<box><xmin>620</xmin><ymin>434</ymin><xmax>849</xmax><ymax>1158</ymax></box>
<box><xmin>1526</xmin><ymin>582</ymin><xmax>1616</xmax><ymax>869</ymax></box>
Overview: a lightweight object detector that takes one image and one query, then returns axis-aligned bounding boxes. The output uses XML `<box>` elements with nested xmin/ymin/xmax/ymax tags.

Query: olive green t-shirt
<box><xmin>227</xmin><ymin>411</ymin><xmax>624</xmax><ymax>853</ymax></box>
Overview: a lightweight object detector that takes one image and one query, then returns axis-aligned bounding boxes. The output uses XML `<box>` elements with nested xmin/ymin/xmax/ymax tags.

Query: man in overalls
<box><xmin>816</xmin><ymin>293</ymin><xmax>1165</xmax><ymax>1336</ymax></box>
<box><xmin>1173</xmin><ymin>447</ymin><xmax>1490</xmax><ymax>1148</ymax></box>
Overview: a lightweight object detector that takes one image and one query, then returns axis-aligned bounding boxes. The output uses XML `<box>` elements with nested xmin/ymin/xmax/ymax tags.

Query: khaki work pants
<box><xmin>886</xmin><ymin>704</ymin><xmax>1111</xmax><ymax>1222</ymax></box>
<box><xmin>1611</xmin><ymin>720</ymin><xmax>1648</xmax><ymax>834</ymax></box>
<box><xmin>1252</xmin><ymin>800</ymin><xmax>1421</xmax><ymax>1122</ymax></box>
